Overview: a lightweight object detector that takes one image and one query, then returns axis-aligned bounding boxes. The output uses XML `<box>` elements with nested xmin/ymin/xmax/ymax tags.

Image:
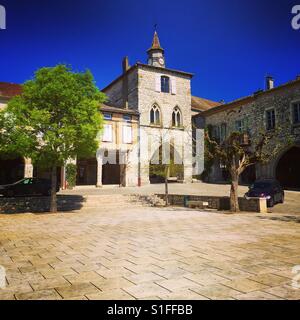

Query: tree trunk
<box><xmin>164</xmin><ymin>165</ymin><xmax>170</xmax><ymax>207</ymax></box>
<box><xmin>230</xmin><ymin>176</ymin><xmax>240</xmax><ymax>212</ymax></box>
<box><xmin>50</xmin><ymin>166</ymin><xmax>57</xmax><ymax>213</ymax></box>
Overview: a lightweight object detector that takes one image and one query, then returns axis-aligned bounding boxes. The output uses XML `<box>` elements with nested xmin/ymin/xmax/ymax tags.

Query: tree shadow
<box><xmin>0</xmin><ymin>195</ymin><xmax>85</xmax><ymax>214</ymax></box>
<box><xmin>257</xmin><ymin>215</ymin><xmax>300</xmax><ymax>223</ymax></box>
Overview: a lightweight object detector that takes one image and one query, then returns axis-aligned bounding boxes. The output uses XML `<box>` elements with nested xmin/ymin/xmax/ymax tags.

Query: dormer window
<box><xmin>161</xmin><ymin>76</ymin><xmax>170</xmax><ymax>93</ymax></box>
<box><xmin>172</xmin><ymin>107</ymin><xmax>182</xmax><ymax>127</ymax></box>
<box><xmin>150</xmin><ymin>105</ymin><xmax>161</xmax><ymax>125</ymax></box>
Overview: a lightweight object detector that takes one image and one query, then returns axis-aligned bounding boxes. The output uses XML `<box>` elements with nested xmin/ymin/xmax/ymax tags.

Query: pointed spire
<box><xmin>147</xmin><ymin>31</ymin><xmax>164</xmax><ymax>53</ymax></box>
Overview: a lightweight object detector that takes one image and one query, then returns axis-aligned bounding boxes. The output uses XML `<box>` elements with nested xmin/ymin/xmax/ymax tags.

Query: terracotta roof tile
<box><xmin>191</xmin><ymin>96</ymin><xmax>221</xmax><ymax>112</ymax></box>
<box><xmin>0</xmin><ymin>82</ymin><xmax>22</xmax><ymax>98</ymax></box>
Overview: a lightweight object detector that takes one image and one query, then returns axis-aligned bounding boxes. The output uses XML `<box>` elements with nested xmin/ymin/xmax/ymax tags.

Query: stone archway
<box><xmin>149</xmin><ymin>144</ymin><xmax>184</xmax><ymax>184</ymax></box>
<box><xmin>276</xmin><ymin>146</ymin><xmax>300</xmax><ymax>189</ymax></box>
<box><xmin>0</xmin><ymin>155</ymin><xmax>25</xmax><ymax>185</ymax></box>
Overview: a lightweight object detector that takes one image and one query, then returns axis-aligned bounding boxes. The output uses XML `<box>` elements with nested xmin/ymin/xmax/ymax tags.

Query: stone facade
<box><xmin>201</xmin><ymin>79</ymin><xmax>300</xmax><ymax>187</ymax></box>
<box><xmin>103</xmin><ymin>33</ymin><xmax>194</xmax><ymax>186</ymax></box>
<box><xmin>104</xmin><ymin>64</ymin><xmax>194</xmax><ymax>185</ymax></box>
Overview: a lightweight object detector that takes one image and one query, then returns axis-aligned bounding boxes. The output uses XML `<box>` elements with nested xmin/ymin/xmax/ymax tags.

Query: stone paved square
<box><xmin>0</xmin><ymin>192</ymin><xmax>300</xmax><ymax>300</ymax></box>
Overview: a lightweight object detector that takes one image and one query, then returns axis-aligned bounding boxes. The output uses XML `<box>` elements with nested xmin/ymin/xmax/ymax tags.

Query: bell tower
<box><xmin>147</xmin><ymin>31</ymin><xmax>165</xmax><ymax>68</ymax></box>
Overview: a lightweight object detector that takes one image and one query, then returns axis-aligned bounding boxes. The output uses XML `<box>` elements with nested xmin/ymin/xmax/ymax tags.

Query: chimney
<box><xmin>265</xmin><ymin>75</ymin><xmax>274</xmax><ymax>90</ymax></box>
<box><xmin>122</xmin><ymin>57</ymin><xmax>130</xmax><ymax>109</ymax></box>
<box><xmin>122</xmin><ymin>56</ymin><xmax>130</xmax><ymax>74</ymax></box>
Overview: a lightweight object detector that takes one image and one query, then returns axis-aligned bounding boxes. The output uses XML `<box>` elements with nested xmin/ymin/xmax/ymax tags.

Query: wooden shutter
<box><xmin>171</xmin><ymin>77</ymin><xmax>177</xmax><ymax>95</ymax></box>
<box><xmin>123</xmin><ymin>125</ymin><xmax>132</xmax><ymax>144</ymax></box>
<box><xmin>103</xmin><ymin>124</ymin><xmax>113</xmax><ymax>142</ymax></box>
<box><xmin>155</xmin><ymin>74</ymin><xmax>161</xmax><ymax>92</ymax></box>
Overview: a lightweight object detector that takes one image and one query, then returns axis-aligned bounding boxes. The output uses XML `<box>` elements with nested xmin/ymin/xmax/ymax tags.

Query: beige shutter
<box><xmin>155</xmin><ymin>74</ymin><xmax>161</xmax><ymax>92</ymax></box>
<box><xmin>123</xmin><ymin>125</ymin><xmax>132</xmax><ymax>144</ymax></box>
<box><xmin>103</xmin><ymin>124</ymin><xmax>113</xmax><ymax>142</ymax></box>
<box><xmin>171</xmin><ymin>77</ymin><xmax>177</xmax><ymax>95</ymax></box>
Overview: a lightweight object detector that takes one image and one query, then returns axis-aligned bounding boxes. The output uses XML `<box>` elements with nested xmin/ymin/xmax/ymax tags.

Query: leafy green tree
<box><xmin>0</xmin><ymin>64</ymin><xmax>105</xmax><ymax>212</ymax></box>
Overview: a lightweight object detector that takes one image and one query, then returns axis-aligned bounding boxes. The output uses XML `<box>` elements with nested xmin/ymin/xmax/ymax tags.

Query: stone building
<box><xmin>0</xmin><ymin>32</ymin><xmax>217</xmax><ymax>187</ymax></box>
<box><xmin>199</xmin><ymin>76</ymin><xmax>300</xmax><ymax>189</ymax></box>
<box><xmin>103</xmin><ymin>32</ymin><xmax>197</xmax><ymax>185</ymax></box>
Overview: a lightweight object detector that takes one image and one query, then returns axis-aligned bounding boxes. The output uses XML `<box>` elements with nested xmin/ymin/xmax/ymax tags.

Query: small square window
<box><xmin>103</xmin><ymin>113</ymin><xmax>112</xmax><ymax>120</ymax></box>
<box><xmin>123</xmin><ymin>115</ymin><xmax>132</xmax><ymax>122</ymax></box>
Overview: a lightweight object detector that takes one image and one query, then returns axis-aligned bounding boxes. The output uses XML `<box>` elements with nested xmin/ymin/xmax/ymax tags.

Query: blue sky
<box><xmin>0</xmin><ymin>0</ymin><xmax>299</xmax><ymax>103</ymax></box>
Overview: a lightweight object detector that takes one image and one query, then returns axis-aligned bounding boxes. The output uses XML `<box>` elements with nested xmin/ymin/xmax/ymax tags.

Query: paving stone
<box><xmin>1</xmin><ymin>190</ymin><xmax>300</xmax><ymax>300</ymax></box>
<box><xmin>91</xmin><ymin>277</ymin><xmax>134</xmax><ymax>291</ymax></box>
<box><xmin>86</xmin><ymin>288</ymin><xmax>136</xmax><ymax>300</ymax></box>
<box><xmin>247</xmin><ymin>273</ymin><xmax>290</xmax><ymax>287</ymax></box>
<box><xmin>234</xmin><ymin>290</ymin><xmax>283</xmax><ymax>300</ymax></box>
<box><xmin>263</xmin><ymin>285</ymin><xmax>300</xmax><ymax>300</ymax></box>
<box><xmin>155</xmin><ymin>277</ymin><xmax>202</xmax><ymax>291</ymax></box>
<box><xmin>222</xmin><ymin>278</ymin><xmax>269</xmax><ymax>293</ymax></box>
<box><xmin>55</xmin><ymin>282</ymin><xmax>100</xmax><ymax>299</ymax></box>
<box><xmin>191</xmin><ymin>284</ymin><xmax>242</xmax><ymax>300</ymax></box>
<box><xmin>124</xmin><ymin>283</ymin><xmax>171</xmax><ymax>299</ymax></box>
<box><xmin>124</xmin><ymin>272</ymin><xmax>165</xmax><ymax>284</ymax></box>
<box><xmin>15</xmin><ymin>289</ymin><xmax>62</xmax><ymax>300</ymax></box>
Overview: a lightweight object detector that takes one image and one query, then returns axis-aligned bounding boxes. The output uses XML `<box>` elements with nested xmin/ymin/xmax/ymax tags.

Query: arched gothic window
<box><xmin>150</xmin><ymin>105</ymin><xmax>161</xmax><ymax>125</ymax></box>
<box><xmin>172</xmin><ymin>107</ymin><xmax>182</xmax><ymax>127</ymax></box>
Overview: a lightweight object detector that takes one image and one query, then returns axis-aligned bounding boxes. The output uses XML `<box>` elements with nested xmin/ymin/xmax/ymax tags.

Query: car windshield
<box><xmin>251</xmin><ymin>182</ymin><xmax>272</xmax><ymax>189</ymax></box>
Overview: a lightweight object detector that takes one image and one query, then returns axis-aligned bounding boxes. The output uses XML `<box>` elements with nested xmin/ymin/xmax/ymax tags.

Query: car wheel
<box><xmin>268</xmin><ymin>197</ymin><xmax>275</xmax><ymax>208</ymax></box>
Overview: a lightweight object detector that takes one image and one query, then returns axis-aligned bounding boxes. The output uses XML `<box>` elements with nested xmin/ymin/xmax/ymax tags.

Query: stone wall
<box><xmin>104</xmin><ymin>69</ymin><xmax>139</xmax><ymax>110</ymax></box>
<box><xmin>204</xmin><ymin>81</ymin><xmax>300</xmax><ymax>182</ymax></box>
<box><xmin>155</xmin><ymin>194</ymin><xmax>267</xmax><ymax>213</ymax></box>
<box><xmin>0</xmin><ymin>195</ymin><xmax>85</xmax><ymax>214</ymax></box>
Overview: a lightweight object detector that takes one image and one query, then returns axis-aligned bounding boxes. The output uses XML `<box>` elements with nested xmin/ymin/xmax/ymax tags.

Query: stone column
<box><xmin>96</xmin><ymin>155</ymin><xmax>103</xmax><ymax>188</ymax></box>
<box><xmin>183</xmin><ymin>130</ymin><xmax>193</xmax><ymax>183</ymax></box>
<box><xmin>24</xmin><ymin>158</ymin><xmax>33</xmax><ymax>178</ymax></box>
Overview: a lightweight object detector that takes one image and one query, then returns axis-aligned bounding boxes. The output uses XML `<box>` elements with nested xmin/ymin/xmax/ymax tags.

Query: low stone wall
<box><xmin>155</xmin><ymin>194</ymin><xmax>267</xmax><ymax>213</ymax></box>
<box><xmin>0</xmin><ymin>195</ymin><xmax>85</xmax><ymax>214</ymax></box>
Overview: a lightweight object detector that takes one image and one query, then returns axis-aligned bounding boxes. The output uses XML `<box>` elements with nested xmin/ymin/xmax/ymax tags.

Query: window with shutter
<box><xmin>155</xmin><ymin>75</ymin><xmax>161</xmax><ymax>92</ymax></box>
<box><xmin>161</xmin><ymin>76</ymin><xmax>170</xmax><ymax>93</ymax></box>
<box><xmin>123</xmin><ymin>125</ymin><xmax>132</xmax><ymax>144</ymax></box>
<box><xmin>103</xmin><ymin>124</ymin><xmax>113</xmax><ymax>142</ymax></box>
<box><xmin>171</xmin><ymin>78</ymin><xmax>177</xmax><ymax>95</ymax></box>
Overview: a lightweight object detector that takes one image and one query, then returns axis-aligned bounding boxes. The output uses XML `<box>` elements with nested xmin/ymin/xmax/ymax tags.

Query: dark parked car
<box><xmin>0</xmin><ymin>178</ymin><xmax>60</xmax><ymax>197</ymax></box>
<box><xmin>245</xmin><ymin>179</ymin><xmax>284</xmax><ymax>207</ymax></box>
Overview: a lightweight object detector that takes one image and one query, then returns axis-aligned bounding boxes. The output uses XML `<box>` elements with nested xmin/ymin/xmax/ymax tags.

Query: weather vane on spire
<box><xmin>154</xmin><ymin>23</ymin><xmax>157</xmax><ymax>32</ymax></box>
